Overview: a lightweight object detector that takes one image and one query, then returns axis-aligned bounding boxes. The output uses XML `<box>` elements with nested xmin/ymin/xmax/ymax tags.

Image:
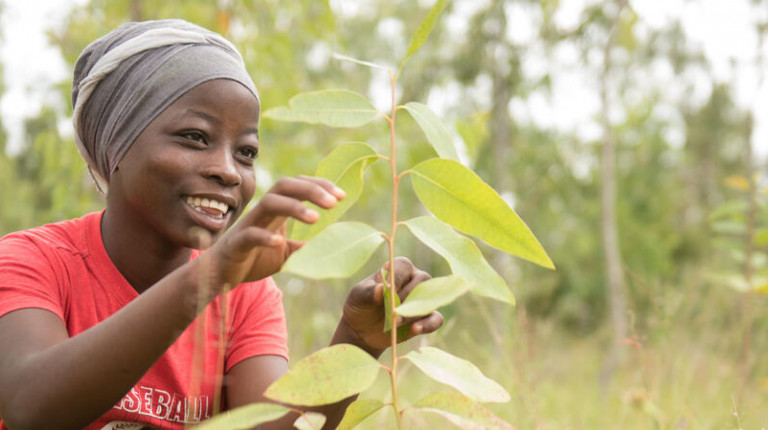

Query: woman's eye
<box><xmin>181</xmin><ymin>131</ymin><xmax>207</xmax><ymax>143</ymax></box>
<box><xmin>239</xmin><ymin>147</ymin><xmax>259</xmax><ymax>160</ymax></box>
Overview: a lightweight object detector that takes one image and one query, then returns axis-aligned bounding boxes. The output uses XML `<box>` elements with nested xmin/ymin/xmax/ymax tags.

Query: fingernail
<box><xmin>322</xmin><ymin>192</ymin><xmax>336</xmax><ymax>206</ymax></box>
<box><xmin>413</xmin><ymin>324</ymin><xmax>422</xmax><ymax>333</ymax></box>
<box><xmin>333</xmin><ymin>186</ymin><xmax>346</xmax><ymax>198</ymax></box>
<box><xmin>304</xmin><ymin>208</ymin><xmax>319</xmax><ymax>221</ymax></box>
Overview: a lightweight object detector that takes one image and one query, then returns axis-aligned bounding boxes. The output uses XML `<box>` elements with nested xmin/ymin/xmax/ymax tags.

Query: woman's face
<box><xmin>108</xmin><ymin>79</ymin><xmax>260</xmax><ymax>249</ymax></box>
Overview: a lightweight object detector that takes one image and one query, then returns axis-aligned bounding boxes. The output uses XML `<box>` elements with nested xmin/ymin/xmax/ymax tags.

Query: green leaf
<box><xmin>712</xmin><ymin>220</ymin><xmax>746</xmax><ymax>235</ymax></box>
<box><xmin>403</xmin><ymin>216</ymin><xmax>513</xmax><ymax>303</ymax></box>
<box><xmin>754</xmin><ymin>228</ymin><xmax>768</xmax><ymax>246</ymax></box>
<box><xmin>264</xmin><ymin>344</ymin><xmax>381</xmax><ymax>406</ymax></box>
<box><xmin>292</xmin><ymin>143</ymin><xmax>380</xmax><ymax>240</ymax></box>
<box><xmin>191</xmin><ymin>403</ymin><xmax>290</xmax><ymax>430</ymax></box>
<box><xmin>403</xmin><ymin>408</ymin><xmax>480</xmax><ymax>429</ymax></box>
<box><xmin>756</xmin><ymin>283</ymin><xmax>768</xmax><ymax>294</ymax></box>
<box><xmin>400</xmin><ymin>0</ymin><xmax>448</xmax><ymax>68</ymax></box>
<box><xmin>383</xmin><ymin>274</ymin><xmax>409</xmax><ymax>340</ymax></box>
<box><xmin>404</xmin><ymin>392</ymin><xmax>516</xmax><ymax>430</ymax></box>
<box><xmin>410</xmin><ymin>159</ymin><xmax>554</xmax><ymax>269</ymax></box>
<box><xmin>405</xmin><ymin>347</ymin><xmax>511</xmax><ymax>403</ymax></box>
<box><xmin>282</xmin><ymin>222</ymin><xmax>385</xmax><ymax>279</ymax></box>
<box><xmin>332</xmin><ymin>53</ymin><xmax>390</xmax><ymax>71</ymax></box>
<box><xmin>263</xmin><ymin>90</ymin><xmax>379</xmax><ymax>128</ymax></box>
<box><xmin>708</xmin><ymin>199</ymin><xmax>748</xmax><ymax>221</ymax></box>
<box><xmin>396</xmin><ymin>275</ymin><xmax>472</xmax><ymax>317</ymax></box>
<box><xmin>294</xmin><ymin>412</ymin><xmax>326</xmax><ymax>430</ymax></box>
<box><xmin>336</xmin><ymin>399</ymin><xmax>386</xmax><ymax>430</ymax></box>
<box><xmin>382</xmin><ymin>268</ymin><xmax>401</xmax><ymax>332</ymax></box>
<box><xmin>402</xmin><ymin>102</ymin><xmax>460</xmax><ymax>161</ymax></box>
<box><xmin>456</xmin><ymin>112</ymin><xmax>490</xmax><ymax>166</ymax></box>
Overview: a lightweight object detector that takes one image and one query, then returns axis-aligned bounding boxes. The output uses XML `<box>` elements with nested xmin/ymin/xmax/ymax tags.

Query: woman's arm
<box><xmin>0</xmin><ymin>263</ymin><xmax>202</xmax><ymax>429</ymax></box>
<box><xmin>225</xmin><ymin>257</ymin><xmax>444</xmax><ymax>430</ymax></box>
<box><xmin>0</xmin><ymin>177</ymin><xmax>343</xmax><ymax>430</ymax></box>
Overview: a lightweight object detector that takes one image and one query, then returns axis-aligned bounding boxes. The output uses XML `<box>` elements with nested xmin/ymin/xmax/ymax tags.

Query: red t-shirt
<box><xmin>0</xmin><ymin>211</ymin><xmax>288</xmax><ymax>429</ymax></box>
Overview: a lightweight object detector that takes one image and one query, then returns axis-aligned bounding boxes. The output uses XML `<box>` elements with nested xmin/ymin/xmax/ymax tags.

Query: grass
<box><xmin>280</xmin><ymin>273</ymin><xmax>768</xmax><ymax>429</ymax></box>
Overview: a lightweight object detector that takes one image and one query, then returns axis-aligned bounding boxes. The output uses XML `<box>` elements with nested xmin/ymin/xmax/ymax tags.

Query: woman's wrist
<box><xmin>175</xmin><ymin>258</ymin><xmax>223</xmax><ymax>319</ymax></box>
<box><xmin>330</xmin><ymin>319</ymin><xmax>385</xmax><ymax>359</ymax></box>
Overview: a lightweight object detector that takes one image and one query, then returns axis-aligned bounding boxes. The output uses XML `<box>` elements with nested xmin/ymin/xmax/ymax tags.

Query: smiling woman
<box><xmin>106</xmin><ymin>80</ymin><xmax>260</xmax><ymax>257</ymax></box>
<box><xmin>0</xmin><ymin>19</ymin><xmax>442</xmax><ymax>430</ymax></box>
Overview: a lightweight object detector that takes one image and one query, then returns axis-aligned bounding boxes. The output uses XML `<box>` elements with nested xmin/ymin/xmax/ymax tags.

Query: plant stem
<box><xmin>386</xmin><ymin>69</ymin><xmax>403</xmax><ymax>430</ymax></box>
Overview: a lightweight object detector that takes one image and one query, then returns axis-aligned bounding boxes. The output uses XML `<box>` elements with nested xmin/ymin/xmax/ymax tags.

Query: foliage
<box><xmin>207</xmin><ymin>2</ymin><xmax>553</xmax><ymax>428</ymax></box>
<box><xmin>710</xmin><ymin>174</ymin><xmax>768</xmax><ymax>292</ymax></box>
<box><xmin>3</xmin><ymin>0</ymin><xmax>768</xmax><ymax>428</ymax></box>
<box><xmin>0</xmin><ymin>107</ymin><xmax>102</xmax><ymax>235</ymax></box>
<box><xmin>264</xmin><ymin>344</ymin><xmax>382</xmax><ymax>407</ymax></box>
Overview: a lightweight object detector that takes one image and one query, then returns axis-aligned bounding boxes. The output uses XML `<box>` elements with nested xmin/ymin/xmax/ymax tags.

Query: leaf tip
<box><xmin>540</xmin><ymin>254</ymin><xmax>556</xmax><ymax>271</ymax></box>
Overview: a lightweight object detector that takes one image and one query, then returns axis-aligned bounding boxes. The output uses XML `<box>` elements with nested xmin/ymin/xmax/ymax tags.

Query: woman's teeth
<box><xmin>185</xmin><ymin>196</ymin><xmax>229</xmax><ymax>218</ymax></box>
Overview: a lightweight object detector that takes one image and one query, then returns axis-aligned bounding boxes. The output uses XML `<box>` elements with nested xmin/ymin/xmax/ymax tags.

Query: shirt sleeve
<box><xmin>224</xmin><ymin>276</ymin><xmax>288</xmax><ymax>372</ymax></box>
<box><xmin>0</xmin><ymin>234</ymin><xmax>65</xmax><ymax>321</ymax></box>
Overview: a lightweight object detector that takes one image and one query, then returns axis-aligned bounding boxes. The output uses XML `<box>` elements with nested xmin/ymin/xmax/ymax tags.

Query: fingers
<box><xmin>347</xmin><ymin>276</ymin><xmax>379</xmax><ymax>306</ymax></box>
<box><xmin>270</xmin><ymin>176</ymin><xmax>345</xmax><ymax>209</ymax></box>
<box><xmin>381</xmin><ymin>257</ymin><xmax>431</xmax><ymax>299</ymax></box>
<box><xmin>398</xmin><ymin>267</ymin><xmax>430</xmax><ymax>301</ymax></box>
<box><xmin>382</xmin><ymin>256</ymin><xmax>413</xmax><ymax>286</ymax></box>
<box><xmin>389</xmin><ymin>311</ymin><xmax>444</xmax><ymax>341</ymax></box>
<box><xmin>298</xmin><ymin>175</ymin><xmax>347</xmax><ymax>200</ymax></box>
<box><xmin>254</xmin><ymin>193</ymin><xmax>319</xmax><ymax>226</ymax></box>
<box><xmin>406</xmin><ymin>311</ymin><xmax>444</xmax><ymax>337</ymax></box>
<box><xmin>224</xmin><ymin>225</ymin><xmax>285</xmax><ymax>255</ymax></box>
<box><xmin>239</xmin><ymin>176</ymin><xmax>345</xmax><ymax>232</ymax></box>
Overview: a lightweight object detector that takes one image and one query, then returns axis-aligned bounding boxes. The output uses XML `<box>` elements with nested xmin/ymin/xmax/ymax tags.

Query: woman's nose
<box><xmin>203</xmin><ymin>147</ymin><xmax>242</xmax><ymax>186</ymax></box>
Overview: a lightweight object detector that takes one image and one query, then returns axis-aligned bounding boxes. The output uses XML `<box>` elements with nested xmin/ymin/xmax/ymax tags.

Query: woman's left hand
<box><xmin>334</xmin><ymin>257</ymin><xmax>444</xmax><ymax>356</ymax></box>
<box><xmin>203</xmin><ymin>175</ymin><xmax>344</xmax><ymax>292</ymax></box>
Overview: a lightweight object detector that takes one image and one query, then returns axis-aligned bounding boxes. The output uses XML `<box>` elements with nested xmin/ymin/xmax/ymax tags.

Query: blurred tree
<box><xmin>0</xmin><ymin>0</ymin><xmax>14</xmax><ymax>233</ymax></box>
<box><xmin>596</xmin><ymin>0</ymin><xmax>630</xmax><ymax>367</ymax></box>
<box><xmin>2</xmin><ymin>0</ymin><xmax>758</xmax><ymax>343</ymax></box>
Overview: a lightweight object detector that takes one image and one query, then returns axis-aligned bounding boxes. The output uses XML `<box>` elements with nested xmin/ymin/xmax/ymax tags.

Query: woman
<box><xmin>0</xmin><ymin>19</ymin><xmax>442</xmax><ymax>429</ymax></box>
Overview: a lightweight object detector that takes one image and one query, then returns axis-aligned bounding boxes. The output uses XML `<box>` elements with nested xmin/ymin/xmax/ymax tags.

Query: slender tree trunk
<box><xmin>217</xmin><ymin>0</ymin><xmax>233</xmax><ymax>35</ymax></box>
<box><xmin>599</xmin><ymin>0</ymin><xmax>629</xmax><ymax>383</ymax></box>
<box><xmin>738</xmin><ymin>6</ymin><xmax>766</xmax><ymax>394</ymax></box>
<box><xmin>488</xmin><ymin>0</ymin><xmax>514</xmax><ymax>354</ymax></box>
<box><xmin>739</xmin><ymin>113</ymin><xmax>755</xmax><ymax>396</ymax></box>
<box><xmin>129</xmin><ymin>0</ymin><xmax>143</xmax><ymax>21</ymax></box>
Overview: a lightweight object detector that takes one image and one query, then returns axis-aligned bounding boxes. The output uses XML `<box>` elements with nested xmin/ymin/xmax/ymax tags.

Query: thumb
<box><xmin>282</xmin><ymin>239</ymin><xmax>305</xmax><ymax>260</ymax></box>
<box><xmin>372</xmin><ymin>283</ymin><xmax>384</xmax><ymax>304</ymax></box>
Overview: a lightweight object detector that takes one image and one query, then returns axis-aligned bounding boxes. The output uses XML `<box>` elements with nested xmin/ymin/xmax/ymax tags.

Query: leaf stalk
<box><xmin>386</xmin><ymin>69</ymin><xmax>403</xmax><ymax>430</ymax></box>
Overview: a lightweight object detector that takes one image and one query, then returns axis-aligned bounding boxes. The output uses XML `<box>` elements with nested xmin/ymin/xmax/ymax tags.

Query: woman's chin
<box><xmin>182</xmin><ymin>226</ymin><xmax>221</xmax><ymax>250</ymax></box>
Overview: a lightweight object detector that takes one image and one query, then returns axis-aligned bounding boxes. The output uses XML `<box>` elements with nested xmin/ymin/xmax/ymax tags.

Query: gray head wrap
<box><xmin>71</xmin><ymin>19</ymin><xmax>259</xmax><ymax>194</ymax></box>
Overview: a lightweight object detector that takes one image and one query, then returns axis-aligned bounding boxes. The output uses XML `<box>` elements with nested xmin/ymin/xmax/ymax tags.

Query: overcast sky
<box><xmin>1</xmin><ymin>0</ymin><xmax>766</xmax><ymax>161</ymax></box>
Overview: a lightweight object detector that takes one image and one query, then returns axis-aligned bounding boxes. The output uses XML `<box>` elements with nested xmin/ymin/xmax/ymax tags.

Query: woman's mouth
<box><xmin>184</xmin><ymin>196</ymin><xmax>231</xmax><ymax>219</ymax></box>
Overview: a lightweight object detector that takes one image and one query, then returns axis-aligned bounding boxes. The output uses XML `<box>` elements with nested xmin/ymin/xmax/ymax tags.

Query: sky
<box><xmin>0</xmin><ymin>0</ymin><xmax>83</xmax><ymax>153</ymax></box>
<box><xmin>0</xmin><ymin>0</ymin><xmax>767</xmax><ymax>162</ymax></box>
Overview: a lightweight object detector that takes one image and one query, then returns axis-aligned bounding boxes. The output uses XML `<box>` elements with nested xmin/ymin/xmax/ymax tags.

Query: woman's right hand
<box><xmin>201</xmin><ymin>175</ymin><xmax>344</xmax><ymax>292</ymax></box>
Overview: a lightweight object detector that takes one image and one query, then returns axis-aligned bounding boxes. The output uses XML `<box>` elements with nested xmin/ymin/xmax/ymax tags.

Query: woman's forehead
<box><xmin>148</xmin><ymin>80</ymin><xmax>261</xmax><ymax>136</ymax></box>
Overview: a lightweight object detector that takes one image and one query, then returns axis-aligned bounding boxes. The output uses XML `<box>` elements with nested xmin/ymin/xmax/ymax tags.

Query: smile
<box><xmin>184</xmin><ymin>196</ymin><xmax>230</xmax><ymax>219</ymax></box>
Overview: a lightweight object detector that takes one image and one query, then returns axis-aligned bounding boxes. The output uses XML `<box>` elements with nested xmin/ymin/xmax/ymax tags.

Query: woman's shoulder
<box><xmin>0</xmin><ymin>211</ymin><xmax>104</xmax><ymax>258</ymax></box>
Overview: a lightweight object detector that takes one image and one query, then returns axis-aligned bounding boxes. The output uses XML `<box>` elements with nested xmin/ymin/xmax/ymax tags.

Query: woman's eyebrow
<box><xmin>243</xmin><ymin>126</ymin><xmax>259</xmax><ymax>137</ymax></box>
<box><xmin>186</xmin><ymin>108</ymin><xmax>221</xmax><ymax>125</ymax></box>
<box><xmin>185</xmin><ymin>109</ymin><xmax>259</xmax><ymax>137</ymax></box>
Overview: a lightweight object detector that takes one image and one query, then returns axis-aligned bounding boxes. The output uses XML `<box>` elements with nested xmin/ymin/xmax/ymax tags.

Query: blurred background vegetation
<box><xmin>1</xmin><ymin>0</ymin><xmax>767</xmax><ymax>428</ymax></box>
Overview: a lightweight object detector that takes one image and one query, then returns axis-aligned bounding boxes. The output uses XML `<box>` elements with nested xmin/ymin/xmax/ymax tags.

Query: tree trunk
<box><xmin>129</xmin><ymin>0</ymin><xmax>143</xmax><ymax>21</ymax></box>
<box><xmin>488</xmin><ymin>0</ymin><xmax>514</xmax><ymax>354</ymax></box>
<box><xmin>599</xmin><ymin>0</ymin><xmax>629</xmax><ymax>383</ymax></box>
<box><xmin>739</xmin><ymin>98</ymin><xmax>756</xmax><ymax>400</ymax></box>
